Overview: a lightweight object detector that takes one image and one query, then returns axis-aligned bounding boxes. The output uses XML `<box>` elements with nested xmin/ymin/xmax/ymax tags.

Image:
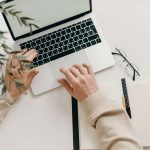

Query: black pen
<box><xmin>121</xmin><ymin>78</ymin><xmax>132</xmax><ymax>119</ymax></box>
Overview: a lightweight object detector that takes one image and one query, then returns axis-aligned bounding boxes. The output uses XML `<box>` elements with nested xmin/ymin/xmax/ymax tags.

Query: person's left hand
<box><xmin>4</xmin><ymin>49</ymin><xmax>39</xmax><ymax>104</ymax></box>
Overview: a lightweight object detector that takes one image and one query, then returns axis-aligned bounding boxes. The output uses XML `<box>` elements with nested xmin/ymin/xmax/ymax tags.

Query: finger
<box><xmin>69</xmin><ymin>67</ymin><xmax>81</xmax><ymax>77</ymax></box>
<box><xmin>83</xmin><ymin>64</ymin><xmax>94</xmax><ymax>75</ymax></box>
<box><xmin>17</xmin><ymin>49</ymin><xmax>28</xmax><ymax>56</ymax></box>
<box><xmin>26</xmin><ymin>69</ymin><xmax>39</xmax><ymax>88</ymax></box>
<box><xmin>73</xmin><ymin>64</ymin><xmax>88</xmax><ymax>75</ymax></box>
<box><xmin>57</xmin><ymin>79</ymin><xmax>73</xmax><ymax>95</ymax></box>
<box><xmin>23</xmin><ymin>49</ymin><xmax>37</xmax><ymax>62</ymax></box>
<box><xmin>15</xmin><ymin>49</ymin><xmax>28</xmax><ymax>59</ymax></box>
<box><xmin>60</xmin><ymin>68</ymin><xmax>76</xmax><ymax>81</ymax></box>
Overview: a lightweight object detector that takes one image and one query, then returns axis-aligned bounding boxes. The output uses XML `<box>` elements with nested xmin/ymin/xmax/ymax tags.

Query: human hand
<box><xmin>4</xmin><ymin>49</ymin><xmax>38</xmax><ymax>104</ymax></box>
<box><xmin>58</xmin><ymin>64</ymin><xmax>99</xmax><ymax>102</ymax></box>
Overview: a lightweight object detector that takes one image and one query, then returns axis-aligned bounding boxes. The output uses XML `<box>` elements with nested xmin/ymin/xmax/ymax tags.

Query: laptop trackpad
<box><xmin>49</xmin><ymin>51</ymin><xmax>90</xmax><ymax>80</ymax></box>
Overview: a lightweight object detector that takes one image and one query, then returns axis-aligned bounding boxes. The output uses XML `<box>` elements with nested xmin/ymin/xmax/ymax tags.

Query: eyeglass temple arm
<box><xmin>112</xmin><ymin>51</ymin><xmax>140</xmax><ymax>76</ymax></box>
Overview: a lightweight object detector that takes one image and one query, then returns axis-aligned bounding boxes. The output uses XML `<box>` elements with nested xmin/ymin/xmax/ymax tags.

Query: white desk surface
<box><xmin>0</xmin><ymin>0</ymin><xmax>150</xmax><ymax>149</ymax></box>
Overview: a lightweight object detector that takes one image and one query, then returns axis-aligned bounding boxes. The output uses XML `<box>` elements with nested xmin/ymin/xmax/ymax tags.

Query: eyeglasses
<box><xmin>112</xmin><ymin>48</ymin><xmax>140</xmax><ymax>81</ymax></box>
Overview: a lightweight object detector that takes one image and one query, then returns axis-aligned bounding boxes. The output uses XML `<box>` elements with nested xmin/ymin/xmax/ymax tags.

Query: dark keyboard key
<box><xmin>84</xmin><ymin>33</ymin><xmax>88</xmax><ymax>37</ymax></box>
<box><xmin>66</xmin><ymin>28</ymin><xmax>71</xmax><ymax>33</ymax></box>
<box><xmin>38</xmin><ymin>60</ymin><xmax>44</xmax><ymax>66</ymax></box>
<box><xmin>32</xmin><ymin>62</ymin><xmax>38</xmax><ymax>68</ymax></box>
<box><xmin>46</xmin><ymin>42</ymin><xmax>50</xmax><ymax>47</ymax></box>
<box><xmin>43</xmin><ymin>57</ymin><xmax>50</xmax><ymax>63</ymax></box>
<box><xmin>56</xmin><ymin>38</ymin><xmax>60</xmax><ymax>43</ymax></box>
<box><xmin>85</xmin><ymin>27</ymin><xmax>90</xmax><ymax>32</ymax></box>
<box><xmin>56</xmin><ymin>32</ymin><xmax>61</xmax><ymax>37</ymax></box>
<box><xmin>88</xmin><ymin>31</ymin><xmax>94</xmax><ymax>36</ymax></box>
<box><xmin>79</xmin><ymin>34</ymin><xmax>84</xmax><ymax>39</ymax></box>
<box><xmin>78</xmin><ymin>40</ymin><xmax>83</xmax><ymax>45</ymax></box>
<box><xmin>64</xmin><ymin>40</ymin><xmax>69</xmax><ymax>45</ymax></box>
<box><xmin>91</xmin><ymin>40</ymin><xmax>97</xmax><ymax>45</ymax></box>
<box><xmin>43</xmin><ymin>53</ymin><xmax>48</xmax><ymax>58</ymax></box>
<box><xmin>61</xmin><ymin>36</ymin><xmax>65</xmax><ymax>41</ymax></box>
<box><xmin>20</xmin><ymin>45</ymin><xmax>26</xmax><ymax>49</ymax></box>
<box><xmin>86</xmin><ymin>42</ymin><xmax>92</xmax><ymax>47</ymax></box>
<box><xmin>38</xmin><ymin>49</ymin><xmax>44</xmax><ymax>55</ymax></box>
<box><xmin>69</xmin><ymin>38</ymin><xmax>74</xmax><ymax>43</ymax></box>
<box><xmin>83</xmin><ymin>38</ymin><xmax>88</xmax><ymax>43</ymax></box>
<box><xmin>48</xmin><ymin>46</ymin><xmax>53</xmax><ymax>51</ymax></box>
<box><xmin>71</xmin><ymin>26</ymin><xmax>76</xmax><ymax>31</ymax></box>
<box><xmin>81</xmin><ymin>28</ymin><xmax>85</xmax><ymax>33</ymax></box>
<box><xmin>68</xmin><ymin>44</ymin><xmax>73</xmax><ymax>49</ymax></box>
<box><xmin>36</xmin><ymin>40</ymin><xmax>41</xmax><ymax>45</ymax></box>
<box><xmin>26</xmin><ymin>43</ymin><xmax>31</xmax><ymax>49</ymax></box>
<box><xmin>51</xmin><ymin>33</ymin><xmax>56</xmax><ymax>39</ymax></box>
<box><xmin>96</xmin><ymin>38</ymin><xmax>101</xmax><ymax>43</ymax></box>
<box><xmin>74</xmin><ymin>36</ymin><xmax>78</xmax><ymax>41</ymax></box>
<box><xmin>70</xmin><ymin>32</ymin><xmax>75</xmax><ymax>37</ymax></box>
<box><xmin>59</xmin><ymin>42</ymin><xmax>63</xmax><ymax>47</ymax></box>
<box><xmin>88</xmin><ymin>34</ymin><xmax>99</xmax><ymax>41</ymax></box>
<box><xmin>65</xmin><ymin>34</ymin><xmax>70</xmax><ymax>39</ymax></box>
<box><xmin>86</xmin><ymin>20</ymin><xmax>93</xmax><ymax>26</ymax></box>
<box><xmin>41</xmin><ymin>37</ymin><xmax>46</xmax><ymax>43</ymax></box>
<box><xmin>46</xmin><ymin>36</ymin><xmax>51</xmax><ymax>41</ymax></box>
<box><xmin>53</xmin><ymin>49</ymin><xmax>58</xmax><ymax>55</ymax></box>
<box><xmin>38</xmin><ymin>55</ymin><xmax>43</xmax><ymax>60</ymax></box>
<box><xmin>51</xmin><ymin>40</ymin><xmax>55</xmax><ymax>45</ymax></box>
<box><xmin>75</xmin><ymin>30</ymin><xmax>80</xmax><ymax>35</ymax></box>
<box><xmin>48</xmin><ymin>51</ymin><xmax>53</xmax><ymax>57</ymax></box>
<box><xmin>81</xmin><ymin>44</ymin><xmax>86</xmax><ymax>49</ymax></box>
<box><xmin>90</xmin><ymin>25</ymin><xmax>97</xmax><ymax>33</ymax></box>
<box><xmin>73</xmin><ymin>42</ymin><xmax>78</xmax><ymax>47</ymax></box>
<box><xmin>50</xmin><ymin>48</ymin><xmax>75</xmax><ymax>61</ymax></box>
<box><xmin>63</xmin><ymin>46</ymin><xmax>68</xmax><ymax>51</ymax></box>
<box><xmin>54</xmin><ymin>44</ymin><xmax>58</xmax><ymax>49</ymax></box>
<box><xmin>35</xmin><ymin>46</ymin><xmax>40</xmax><ymax>50</ymax></box>
<box><xmin>75</xmin><ymin>46</ymin><xmax>81</xmax><ymax>51</ymax></box>
<box><xmin>44</xmin><ymin>47</ymin><xmax>49</xmax><ymax>52</ymax></box>
<box><xmin>76</xmin><ymin>25</ymin><xmax>81</xmax><ymax>30</ymax></box>
<box><xmin>81</xmin><ymin>23</ymin><xmax>86</xmax><ymax>28</ymax></box>
<box><xmin>58</xmin><ymin>47</ymin><xmax>63</xmax><ymax>53</ymax></box>
<box><xmin>61</xmin><ymin>30</ymin><xmax>66</xmax><ymax>35</ymax></box>
<box><xmin>31</xmin><ymin>41</ymin><xmax>36</xmax><ymax>47</ymax></box>
<box><xmin>41</xmin><ymin>43</ymin><xmax>45</xmax><ymax>48</ymax></box>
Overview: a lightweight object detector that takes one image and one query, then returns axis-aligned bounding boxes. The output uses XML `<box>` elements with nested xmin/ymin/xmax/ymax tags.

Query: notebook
<box><xmin>78</xmin><ymin>83</ymin><xmax>150</xmax><ymax>149</ymax></box>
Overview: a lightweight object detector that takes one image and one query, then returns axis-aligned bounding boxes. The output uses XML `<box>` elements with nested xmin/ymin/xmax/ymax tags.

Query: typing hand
<box><xmin>58</xmin><ymin>64</ymin><xmax>99</xmax><ymax>102</ymax></box>
<box><xmin>4</xmin><ymin>49</ymin><xmax>38</xmax><ymax>104</ymax></box>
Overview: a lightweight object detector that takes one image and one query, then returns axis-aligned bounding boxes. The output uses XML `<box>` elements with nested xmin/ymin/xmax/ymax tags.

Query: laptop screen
<box><xmin>2</xmin><ymin>0</ymin><xmax>91</xmax><ymax>40</ymax></box>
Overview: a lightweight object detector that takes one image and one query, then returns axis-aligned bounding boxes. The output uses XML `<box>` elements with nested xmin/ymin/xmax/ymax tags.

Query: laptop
<box><xmin>2</xmin><ymin>0</ymin><xmax>115</xmax><ymax>95</ymax></box>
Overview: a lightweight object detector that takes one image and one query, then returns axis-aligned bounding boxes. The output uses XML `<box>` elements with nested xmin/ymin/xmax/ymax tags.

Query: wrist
<box><xmin>4</xmin><ymin>91</ymin><xmax>16</xmax><ymax>105</ymax></box>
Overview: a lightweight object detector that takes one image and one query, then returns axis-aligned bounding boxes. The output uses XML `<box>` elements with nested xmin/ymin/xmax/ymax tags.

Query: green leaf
<box><xmin>16</xmin><ymin>16</ymin><xmax>22</xmax><ymax>26</ymax></box>
<box><xmin>0</xmin><ymin>53</ymin><xmax>5</xmax><ymax>57</ymax></box>
<box><xmin>9</xmin><ymin>50</ymin><xmax>22</xmax><ymax>54</ymax></box>
<box><xmin>20</xmin><ymin>17</ymin><xmax>34</xmax><ymax>21</ymax></box>
<box><xmin>15</xmin><ymin>80</ymin><xmax>24</xmax><ymax>89</ymax></box>
<box><xmin>21</xmin><ymin>60</ymin><xmax>32</xmax><ymax>63</ymax></box>
<box><xmin>0</xmin><ymin>76</ymin><xmax>4</xmax><ymax>84</ymax></box>
<box><xmin>20</xmin><ymin>17</ymin><xmax>28</xmax><ymax>26</ymax></box>
<box><xmin>1</xmin><ymin>85</ymin><xmax>7</xmax><ymax>96</ymax></box>
<box><xmin>0</xmin><ymin>30</ymin><xmax>7</xmax><ymax>34</ymax></box>
<box><xmin>11</xmin><ymin>11</ymin><xmax>22</xmax><ymax>16</ymax></box>
<box><xmin>29</xmin><ymin>23</ymin><xmax>39</xmax><ymax>35</ymax></box>
<box><xmin>24</xmin><ymin>63</ymin><xmax>33</xmax><ymax>69</ymax></box>
<box><xmin>4</xmin><ymin>5</ymin><xmax>15</xmax><ymax>10</ymax></box>
<box><xmin>1</xmin><ymin>43</ymin><xmax>12</xmax><ymax>54</ymax></box>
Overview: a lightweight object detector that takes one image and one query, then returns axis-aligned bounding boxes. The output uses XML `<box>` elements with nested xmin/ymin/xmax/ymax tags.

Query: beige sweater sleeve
<box><xmin>80</xmin><ymin>90</ymin><xmax>143</xmax><ymax>150</ymax></box>
<box><xmin>0</xmin><ymin>100</ymin><xmax>11</xmax><ymax>123</ymax></box>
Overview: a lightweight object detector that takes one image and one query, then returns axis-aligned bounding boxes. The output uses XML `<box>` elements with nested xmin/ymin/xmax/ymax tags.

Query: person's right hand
<box><xmin>58</xmin><ymin>64</ymin><xmax>99</xmax><ymax>102</ymax></box>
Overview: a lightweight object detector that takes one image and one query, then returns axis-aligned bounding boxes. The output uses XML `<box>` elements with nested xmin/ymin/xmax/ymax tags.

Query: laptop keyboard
<box><xmin>20</xmin><ymin>18</ymin><xmax>101</xmax><ymax>68</ymax></box>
